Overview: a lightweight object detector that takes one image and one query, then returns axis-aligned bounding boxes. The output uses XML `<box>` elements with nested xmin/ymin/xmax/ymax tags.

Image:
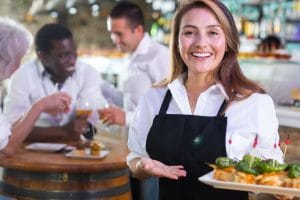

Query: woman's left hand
<box><xmin>136</xmin><ymin>157</ymin><xmax>187</xmax><ymax>180</ymax></box>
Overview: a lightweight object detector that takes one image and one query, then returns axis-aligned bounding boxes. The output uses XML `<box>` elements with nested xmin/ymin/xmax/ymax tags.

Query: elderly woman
<box><xmin>0</xmin><ymin>17</ymin><xmax>72</xmax><ymax>157</ymax></box>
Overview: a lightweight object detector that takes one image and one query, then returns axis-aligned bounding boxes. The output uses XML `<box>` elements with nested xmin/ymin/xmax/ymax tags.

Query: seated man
<box><xmin>4</xmin><ymin>23</ymin><xmax>107</xmax><ymax>142</ymax></box>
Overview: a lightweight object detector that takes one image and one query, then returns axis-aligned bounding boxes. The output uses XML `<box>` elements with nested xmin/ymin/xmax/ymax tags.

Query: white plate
<box><xmin>199</xmin><ymin>171</ymin><xmax>300</xmax><ymax>197</ymax></box>
<box><xmin>25</xmin><ymin>143</ymin><xmax>67</xmax><ymax>152</ymax></box>
<box><xmin>65</xmin><ymin>149</ymin><xmax>109</xmax><ymax>160</ymax></box>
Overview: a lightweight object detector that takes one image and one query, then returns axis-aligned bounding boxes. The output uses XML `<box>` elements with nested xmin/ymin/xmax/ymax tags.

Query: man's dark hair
<box><xmin>35</xmin><ymin>23</ymin><xmax>73</xmax><ymax>53</ymax></box>
<box><xmin>109</xmin><ymin>1</ymin><xmax>145</xmax><ymax>30</ymax></box>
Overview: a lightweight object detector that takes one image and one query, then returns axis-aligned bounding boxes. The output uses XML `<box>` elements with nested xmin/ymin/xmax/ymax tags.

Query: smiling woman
<box><xmin>126</xmin><ymin>1</ymin><xmax>284</xmax><ymax>200</ymax></box>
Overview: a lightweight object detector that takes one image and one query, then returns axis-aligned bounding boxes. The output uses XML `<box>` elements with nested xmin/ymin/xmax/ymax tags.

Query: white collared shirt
<box><xmin>4</xmin><ymin>59</ymin><xmax>107</xmax><ymax>127</ymax></box>
<box><xmin>127</xmin><ymin>75</ymin><xmax>283</xmax><ymax>164</ymax></box>
<box><xmin>0</xmin><ymin>110</ymin><xmax>10</xmax><ymax>150</ymax></box>
<box><xmin>123</xmin><ymin>33</ymin><xmax>170</xmax><ymax>125</ymax></box>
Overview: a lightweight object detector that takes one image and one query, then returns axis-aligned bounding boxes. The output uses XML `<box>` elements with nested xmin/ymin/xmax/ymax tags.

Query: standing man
<box><xmin>100</xmin><ymin>1</ymin><xmax>170</xmax><ymax>200</ymax></box>
<box><xmin>4</xmin><ymin>23</ymin><xmax>107</xmax><ymax>142</ymax></box>
<box><xmin>101</xmin><ymin>1</ymin><xmax>170</xmax><ymax>127</ymax></box>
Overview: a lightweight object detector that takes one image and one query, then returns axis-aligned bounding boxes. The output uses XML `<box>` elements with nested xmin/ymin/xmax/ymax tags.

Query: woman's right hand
<box><xmin>136</xmin><ymin>157</ymin><xmax>187</xmax><ymax>180</ymax></box>
<box><xmin>274</xmin><ymin>194</ymin><xmax>294</xmax><ymax>200</ymax></box>
<box><xmin>37</xmin><ymin>92</ymin><xmax>72</xmax><ymax>115</ymax></box>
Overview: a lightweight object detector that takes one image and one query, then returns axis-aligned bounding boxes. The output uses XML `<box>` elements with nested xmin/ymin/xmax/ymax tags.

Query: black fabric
<box><xmin>130</xmin><ymin>176</ymin><xmax>140</xmax><ymax>200</ymax></box>
<box><xmin>82</xmin><ymin>123</ymin><xmax>96</xmax><ymax>140</ymax></box>
<box><xmin>146</xmin><ymin>90</ymin><xmax>248</xmax><ymax>200</ymax></box>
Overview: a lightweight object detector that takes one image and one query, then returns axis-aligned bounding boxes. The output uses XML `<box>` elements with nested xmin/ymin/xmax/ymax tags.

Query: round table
<box><xmin>0</xmin><ymin>140</ymin><xmax>131</xmax><ymax>200</ymax></box>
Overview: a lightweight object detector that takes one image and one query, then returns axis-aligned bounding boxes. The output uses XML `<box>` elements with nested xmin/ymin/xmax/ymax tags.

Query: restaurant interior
<box><xmin>1</xmin><ymin>0</ymin><xmax>300</xmax><ymax>199</ymax></box>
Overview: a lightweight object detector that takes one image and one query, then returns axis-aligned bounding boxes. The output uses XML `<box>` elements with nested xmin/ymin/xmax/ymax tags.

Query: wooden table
<box><xmin>0</xmin><ymin>139</ymin><xmax>131</xmax><ymax>200</ymax></box>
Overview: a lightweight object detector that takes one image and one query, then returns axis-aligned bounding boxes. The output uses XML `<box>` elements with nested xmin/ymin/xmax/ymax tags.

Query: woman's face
<box><xmin>178</xmin><ymin>8</ymin><xmax>226</xmax><ymax>77</ymax></box>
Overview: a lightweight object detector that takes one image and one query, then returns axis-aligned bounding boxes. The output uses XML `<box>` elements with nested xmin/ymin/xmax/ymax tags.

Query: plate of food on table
<box><xmin>65</xmin><ymin>140</ymin><xmax>109</xmax><ymax>160</ymax></box>
<box><xmin>199</xmin><ymin>154</ymin><xmax>300</xmax><ymax>197</ymax></box>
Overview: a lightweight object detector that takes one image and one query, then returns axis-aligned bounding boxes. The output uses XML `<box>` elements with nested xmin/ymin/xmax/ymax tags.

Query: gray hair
<box><xmin>0</xmin><ymin>17</ymin><xmax>33</xmax><ymax>80</ymax></box>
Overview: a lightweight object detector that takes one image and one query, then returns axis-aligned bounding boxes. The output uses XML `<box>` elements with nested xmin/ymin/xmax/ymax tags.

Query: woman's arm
<box><xmin>0</xmin><ymin>92</ymin><xmax>71</xmax><ymax>157</ymax></box>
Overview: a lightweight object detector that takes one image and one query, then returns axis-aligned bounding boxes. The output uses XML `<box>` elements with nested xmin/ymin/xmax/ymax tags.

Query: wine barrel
<box><xmin>0</xmin><ymin>168</ymin><xmax>131</xmax><ymax>200</ymax></box>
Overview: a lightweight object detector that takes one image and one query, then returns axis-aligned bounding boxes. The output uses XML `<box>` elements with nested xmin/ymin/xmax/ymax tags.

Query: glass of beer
<box><xmin>75</xmin><ymin>98</ymin><xmax>93</xmax><ymax>119</ymax></box>
<box><xmin>75</xmin><ymin>97</ymin><xmax>106</xmax><ymax>137</ymax></box>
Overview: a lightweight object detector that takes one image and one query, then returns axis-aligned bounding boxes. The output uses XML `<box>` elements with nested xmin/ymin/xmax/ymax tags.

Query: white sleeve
<box><xmin>4</xmin><ymin>68</ymin><xmax>32</xmax><ymax>123</ymax></box>
<box><xmin>226</xmin><ymin>94</ymin><xmax>283</xmax><ymax>162</ymax></box>
<box><xmin>78</xmin><ymin>64</ymin><xmax>108</xmax><ymax>109</ymax></box>
<box><xmin>0</xmin><ymin>111</ymin><xmax>11</xmax><ymax>150</ymax></box>
<box><xmin>148</xmin><ymin>46</ymin><xmax>170</xmax><ymax>83</ymax></box>
<box><xmin>126</xmin><ymin>89</ymin><xmax>157</xmax><ymax>165</ymax></box>
<box><xmin>125</xmin><ymin>111</ymin><xmax>134</xmax><ymax>127</ymax></box>
<box><xmin>100</xmin><ymin>79</ymin><xmax>123</xmax><ymax>108</ymax></box>
<box><xmin>252</xmin><ymin>95</ymin><xmax>283</xmax><ymax>162</ymax></box>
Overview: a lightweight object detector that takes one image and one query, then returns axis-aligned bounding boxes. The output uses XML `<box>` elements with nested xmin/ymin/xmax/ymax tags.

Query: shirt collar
<box><xmin>36</xmin><ymin>59</ymin><xmax>70</xmax><ymax>90</ymax></box>
<box><xmin>131</xmin><ymin>33</ymin><xmax>151</xmax><ymax>60</ymax></box>
<box><xmin>36</xmin><ymin>60</ymin><xmax>50</xmax><ymax>78</ymax></box>
<box><xmin>168</xmin><ymin>74</ymin><xmax>229</xmax><ymax>100</ymax></box>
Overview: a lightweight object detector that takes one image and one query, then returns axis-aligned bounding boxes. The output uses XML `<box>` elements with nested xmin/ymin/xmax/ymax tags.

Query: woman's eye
<box><xmin>183</xmin><ymin>31</ymin><xmax>195</xmax><ymax>36</ymax></box>
<box><xmin>209</xmin><ymin>31</ymin><xmax>218</xmax><ymax>36</ymax></box>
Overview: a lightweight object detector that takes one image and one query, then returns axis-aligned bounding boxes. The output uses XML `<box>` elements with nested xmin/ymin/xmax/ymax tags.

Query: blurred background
<box><xmin>1</xmin><ymin>1</ymin><xmax>300</xmax><ymax>152</ymax></box>
<box><xmin>1</xmin><ymin>0</ymin><xmax>300</xmax><ymax>51</ymax></box>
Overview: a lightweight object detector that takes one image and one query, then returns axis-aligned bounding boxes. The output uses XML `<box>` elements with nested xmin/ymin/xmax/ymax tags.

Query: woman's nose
<box><xmin>195</xmin><ymin>34</ymin><xmax>208</xmax><ymax>48</ymax></box>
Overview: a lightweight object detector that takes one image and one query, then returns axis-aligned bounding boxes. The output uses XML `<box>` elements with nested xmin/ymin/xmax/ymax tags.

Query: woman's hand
<box><xmin>136</xmin><ymin>157</ymin><xmax>186</xmax><ymax>180</ymax></box>
<box><xmin>37</xmin><ymin>92</ymin><xmax>72</xmax><ymax>115</ymax></box>
<box><xmin>274</xmin><ymin>194</ymin><xmax>294</xmax><ymax>200</ymax></box>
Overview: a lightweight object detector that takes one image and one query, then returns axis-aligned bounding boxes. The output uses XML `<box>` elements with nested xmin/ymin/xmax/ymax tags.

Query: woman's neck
<box><xmin>184</xmin><ymin>73</ymin><xmax>214</xmax><ymax>113</ymax></box>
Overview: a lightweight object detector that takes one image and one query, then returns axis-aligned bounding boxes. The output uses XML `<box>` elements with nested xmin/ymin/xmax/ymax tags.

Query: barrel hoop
<box><xmin>2</xmin><ymin>168</ymin><xmax>129</xmax><ymax>182</ymax></box>
<box><xmin>0</xmin><ymin>181</ymin><xmax>130</xmax><ymax>199</ymax></box>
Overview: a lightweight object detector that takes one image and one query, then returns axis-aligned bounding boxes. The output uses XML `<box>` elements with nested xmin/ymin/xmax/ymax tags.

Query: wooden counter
<box><xmin>0</xmin><ymin>139</ymin><xmax>131</xmax><ymax>200</ymax></box>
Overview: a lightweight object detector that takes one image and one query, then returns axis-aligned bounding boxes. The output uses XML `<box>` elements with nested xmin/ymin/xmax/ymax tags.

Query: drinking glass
<box><xmin>75</xmin><ymin>98</ymin><xmax>96</xmax><ymax>134</ymax></box>
<box><xmin>75</xmin><ymin>98</ymin><xmax>94</xmax><ymax>119</ymax></box>
<box><xmin>76</xmin><ymin>97</ymin><xmax>107</xmax><ymax>136</ymax></box>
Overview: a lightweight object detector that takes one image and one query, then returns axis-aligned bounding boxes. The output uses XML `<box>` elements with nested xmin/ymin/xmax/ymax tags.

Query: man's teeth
<box><xmin>66</xmin><ymin>67</ymin><xmax>75</xmax><ymax>72</ymax></box>
<box><xmin>192</xmin><ymin>52</ymin><xmax>211</xmax><ymax>57</ymax></box>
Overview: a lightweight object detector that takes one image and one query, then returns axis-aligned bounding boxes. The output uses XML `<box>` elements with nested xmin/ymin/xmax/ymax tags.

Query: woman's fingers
<box><xmin>274</xmin><ymin>194</ymin><xmax>294</xmax><ymax>200</ymax></box>
<box><xmin>140</xmin><ymin>158</ymin><xmax>186</xmax><ymax>180</ymax></box>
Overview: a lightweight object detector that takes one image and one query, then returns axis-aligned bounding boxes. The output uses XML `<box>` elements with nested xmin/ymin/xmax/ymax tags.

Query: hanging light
<box><xmin>50</xmin><ymin>11</ymin><xmax>58</xmax><ymax>18</ymax></box>
<box><xmin>91</xmin><ymin>4</ymin><xmax>100</xmax><ymax>17</ymax></box>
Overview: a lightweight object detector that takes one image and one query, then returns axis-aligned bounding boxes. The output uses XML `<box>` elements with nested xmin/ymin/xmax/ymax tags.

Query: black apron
<box><xmin>146</xmin><ymin>90</ymin><xmax>248</xmax><ymax>200</ymax></box>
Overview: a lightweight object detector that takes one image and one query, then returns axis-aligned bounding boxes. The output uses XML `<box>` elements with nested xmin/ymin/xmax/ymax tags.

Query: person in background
<box><xmin>258</xmin><ymin>34</ymin><xmax>291</xmax><ymax>60</ymax></box>
<box><xmin>259</xmin><ymin>34</ymin><xmax>282</xmax><ymax>54</ymax></box>
<box><xmin>100</xmin><ymin>1</ymin><xmax>170</xmax><ymax>126</ymax></box>
<box><xmin>100</xmin><ymin>79</ymin><xmax>123</xmax><ymax>108</ymax></box>
<box><xmin>127</xmin><ymin>0</ymin><xmax>285</xmax><ymax>200</ymax></box>
<box><xmin>0</xmin><ymin>18</ymin><xmax>71</xmax><ymax>158</ymax></box>
<box><xmin>100</xmin><ymin>1</ymin><xmax>170</xmax><ymax>200</ymax></box>
<box><xmin>4</xmin><ymin>23</ymin><xmax>107</xmax><ymax>143</ymax></box>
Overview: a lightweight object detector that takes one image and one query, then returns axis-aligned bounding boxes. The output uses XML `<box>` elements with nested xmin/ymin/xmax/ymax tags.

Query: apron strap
<box><xmin>159</xmin><ymin>90</ymin><xmax>172</xmax><ymax>114</ymax></box>
<box><xmin>217</xmin><ymin>100</ymin><xmax>227</xmax><ymax>116</ymax></box>
<box><xmin>159</xmin><ymin>89</ymin><xmax>227</xmax><ymax>116</ymax></box>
